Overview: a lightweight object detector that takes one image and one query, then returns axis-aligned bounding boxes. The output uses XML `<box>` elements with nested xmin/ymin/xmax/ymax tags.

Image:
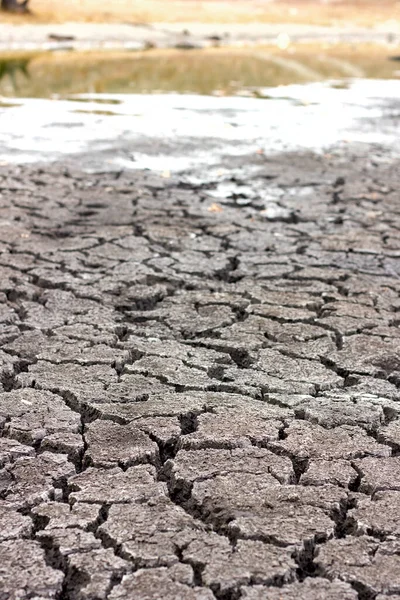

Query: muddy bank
<box><xmin>0</xmin><ymin>146</ymin><xmax>400</xmax><ymax>598</ymax></box>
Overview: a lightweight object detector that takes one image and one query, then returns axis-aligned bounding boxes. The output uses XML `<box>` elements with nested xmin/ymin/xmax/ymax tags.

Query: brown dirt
<box><xmin>0</xmin><ymin>0</ymin><xmax>399</xmax><ymax>27</ymax></box>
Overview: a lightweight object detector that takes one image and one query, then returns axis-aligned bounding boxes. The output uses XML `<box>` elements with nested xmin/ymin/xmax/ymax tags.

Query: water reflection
<box><xmin>1</xmin><ymin>79</ymin><xmax>400</xmax><ymax>175</ymax></box>
<box><xmin>0</xmin><ymin>45</ymin><xmax>399</xmax><ymax>99</ymax></box>
<box><xmin>0</xmin><ymin>56</ymin><xmax>31</xmax><ymax>92</ymax></box>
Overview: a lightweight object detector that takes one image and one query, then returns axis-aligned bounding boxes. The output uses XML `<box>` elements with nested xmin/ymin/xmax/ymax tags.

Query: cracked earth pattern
<box><xmin>0</xmin><ymin>150</ymin><xmax>400</xmax><ymax>600</ymax></box>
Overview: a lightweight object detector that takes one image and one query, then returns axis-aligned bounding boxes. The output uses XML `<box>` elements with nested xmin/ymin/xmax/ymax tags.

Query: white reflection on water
<box><xmin>1</xmin><ymin>79</ymin><xmax>400</xmax><ymax>174</ymax></box>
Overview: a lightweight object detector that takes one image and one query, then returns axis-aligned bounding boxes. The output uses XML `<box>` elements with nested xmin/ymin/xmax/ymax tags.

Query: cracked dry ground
<box><xmin>0</xmin><ymin>150</ymin><xmax>400</xmax><ymax>600</ymax></box>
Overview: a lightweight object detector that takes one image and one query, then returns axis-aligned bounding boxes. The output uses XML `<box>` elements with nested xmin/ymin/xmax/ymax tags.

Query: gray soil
<box><xmin>1</xmin><ymin>147</ymin><xmax>400</xmax><ymax>599</ymax></box>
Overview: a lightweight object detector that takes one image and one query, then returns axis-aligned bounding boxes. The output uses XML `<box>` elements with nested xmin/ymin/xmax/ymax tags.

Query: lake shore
<box><xmin>1</xmin><ymin>20</ymin><xmax>400</xmax><ymax>52</ymax></box>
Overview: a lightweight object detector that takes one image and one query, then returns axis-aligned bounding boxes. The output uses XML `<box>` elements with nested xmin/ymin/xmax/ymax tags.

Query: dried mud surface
<box><xmin>1</xmin><ymin>149</ymin><xmax>400</xmax><ymax>599</ymax></box>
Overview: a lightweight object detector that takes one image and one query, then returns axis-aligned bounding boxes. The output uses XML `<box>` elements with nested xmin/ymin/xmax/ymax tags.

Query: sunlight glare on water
<box><xmin>0</xmin><ymin>79</ymin><xmax>400</xmax><ymax>174</ymax></box>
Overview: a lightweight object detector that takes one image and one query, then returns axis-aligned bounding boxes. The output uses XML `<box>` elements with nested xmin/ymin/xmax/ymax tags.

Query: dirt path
<box><xmin>0</xmin><ymin>146</ymin><xmax>400</xmax><ymax>599</ymax></box>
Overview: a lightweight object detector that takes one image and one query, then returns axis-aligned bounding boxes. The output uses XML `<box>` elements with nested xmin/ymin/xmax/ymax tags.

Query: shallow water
<box><xmin>0</xmin><ymin>46</ymin><xmax>400</xmax><ymax>98</ymax></box>
<box><xmin>1</xmin><ymin>46</ymin><xmax>400</xmax><ymax>180</ymax></box>
<box><xmin>1</xmin><ymin>79</ymin><xmax>400</xmax><ymax>179</ymax></box>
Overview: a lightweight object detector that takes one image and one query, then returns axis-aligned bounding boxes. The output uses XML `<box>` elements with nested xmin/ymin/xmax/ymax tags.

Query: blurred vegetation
<box><xmin>0</xmin><ymin>0</ymin><xmax>399</xmax><ymax>26</ymax></box>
